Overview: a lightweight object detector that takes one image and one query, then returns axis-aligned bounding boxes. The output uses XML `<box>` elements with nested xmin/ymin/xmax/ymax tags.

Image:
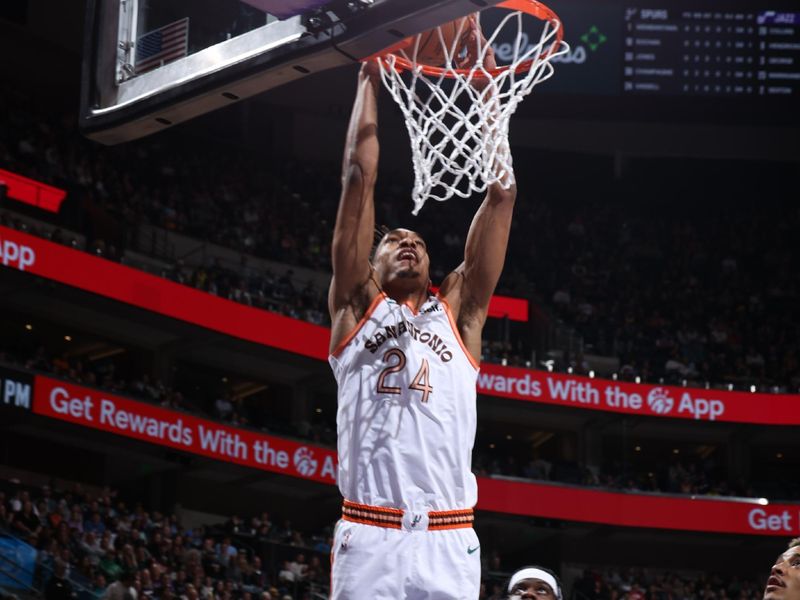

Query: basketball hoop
<box><xmin>372</xmin><ymin>0</ymin><xmax>568</xmax><ymax>214</ymax></box>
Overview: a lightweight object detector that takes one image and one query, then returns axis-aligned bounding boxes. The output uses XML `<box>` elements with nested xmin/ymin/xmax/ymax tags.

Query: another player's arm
<box><xmin>329</xmin><ymin>62</ymin><xmax>382</xmax><ymax>353</ymax></box>
<box><xmin>440</xmin><ymin>18</ymin><xmax>517</xmax><ymax>363</ymax></box>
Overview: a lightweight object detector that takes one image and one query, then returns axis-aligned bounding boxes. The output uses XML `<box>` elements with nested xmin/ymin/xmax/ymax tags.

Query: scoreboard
<box><xmin>496</xmin><ymin>2</ymin><xmax>800</xmax><ymax>97</ymax></box>
<box><xmin>622</xmin><ymin>8</ymin><xmax>800</xmax><ymax>97</ymax></box>
<box><xmin>482</xmin><ymin>0</ymin><xmax>800</xmax><ymax>122</ymax></box>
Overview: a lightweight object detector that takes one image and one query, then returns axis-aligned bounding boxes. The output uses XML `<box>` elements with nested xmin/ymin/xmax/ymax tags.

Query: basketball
<box><xmin>408</xmin><ymin>16</ymin><xmax>470</xmax><ymax>66</ymax></box>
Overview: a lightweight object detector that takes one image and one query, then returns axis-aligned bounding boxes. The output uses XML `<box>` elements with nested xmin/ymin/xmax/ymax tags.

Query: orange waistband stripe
<box><xmin>428</xmin><ymin>507</ymin><xmax>475</xmax><ymax>530</ymax></box>
<box><xmin>341</xmin><ymin>500</ymin><xmax>474</xmax><ymax>531</ymax></box>
<box><xmin>342</xmin><ymin>500</ymin><xmax>403</xmax><ymax>529</ymax></box>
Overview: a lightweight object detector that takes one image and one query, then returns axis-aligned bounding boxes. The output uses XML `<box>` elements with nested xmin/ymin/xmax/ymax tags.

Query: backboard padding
<box><xmin>80</xmin><ymin>0</ymin><xmax>504</xmax><ymax>145</ymax></box>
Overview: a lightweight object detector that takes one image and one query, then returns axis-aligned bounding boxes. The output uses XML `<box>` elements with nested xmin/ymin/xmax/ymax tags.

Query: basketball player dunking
<box><xmin>328</xmin><ymin>19</ymin><xmax>515</xmax><ymax>600</ymax></box>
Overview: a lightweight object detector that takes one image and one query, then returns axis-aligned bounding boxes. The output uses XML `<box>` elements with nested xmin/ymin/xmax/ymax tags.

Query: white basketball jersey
<box><xmin>329</xmin><ymin>293</ymin><xmax>479</xmax><ymax>512</ymax></box>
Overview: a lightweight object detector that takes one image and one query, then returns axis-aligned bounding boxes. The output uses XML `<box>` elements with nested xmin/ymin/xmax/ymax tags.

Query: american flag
<box><xmin>135</xmin><ymin>17</ymin><xmax>189</xmax><ymax>75</ymax></box>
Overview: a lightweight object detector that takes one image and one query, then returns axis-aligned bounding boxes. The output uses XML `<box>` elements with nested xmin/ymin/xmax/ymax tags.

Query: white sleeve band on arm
<box><xmin>508</xmin><ymin>568</ymin><xmax>560</xmax><ymax>596</ymax></box>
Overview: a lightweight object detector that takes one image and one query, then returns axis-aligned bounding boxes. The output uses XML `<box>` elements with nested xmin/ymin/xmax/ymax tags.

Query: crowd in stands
<box><xmin>0</xmin><ymin>479</ymin><xmax>768</xmax><ymax>600</ymax></box>
<box><xmin>1</xmin><ymin>88</ymin><xmax>798</xmax><ymax>391</ymax></box>
<box><xmin>472</xmin><ymin>450</ymin><xmax>764</xmax><ymax>500</ymax></box>
<box><xmin>0</xmin><ymin>211</ymin><xmax>329</xmax><ymax>328</ymax></box>
<box><xmin>162</xmin><ymin>260</ymin><xmax>328</xmax><ymax>327</ymax></box>
<box><xmin>568</xmin><ymin>567</ymin><xmax>765</xmax><ymax>600</ymax></box>
<box><xmin>0</xmin><ymin>479</ymin><xmax>331</xmax><ymax>600</ymax></box>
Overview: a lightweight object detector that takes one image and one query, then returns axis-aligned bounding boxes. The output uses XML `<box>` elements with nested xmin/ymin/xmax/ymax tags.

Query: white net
<box><xmin>376</xmin><ymin>4</ymin><xmax>568</xmax><ymax>214</ymax></box>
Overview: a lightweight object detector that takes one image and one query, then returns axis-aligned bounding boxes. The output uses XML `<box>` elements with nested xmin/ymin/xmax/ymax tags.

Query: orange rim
<box><xmin>372</xmin><ymin>0</ymin><xmax>563</xmax><ymax>80</ymax></box>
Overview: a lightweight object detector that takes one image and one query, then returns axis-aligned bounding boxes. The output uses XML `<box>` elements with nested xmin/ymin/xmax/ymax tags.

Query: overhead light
<box><xmin>64</xmin><ymin>335</ymin><xmax>72</xmax><ymax>342</ymax></box>
<box><xmin>489</xmin><ymin>443</ymin><xmax>495</xmax><ymax>449</ymax></box>
<box><xmin>315</xmin><ymin>408</ymin><xmax>322</xmax><ymax>414</ymax></box>
<box><xmin>757</xmin><ymin>498</ymin><xmax>769</xmax><ymax>506</ymax></box>
<box><xmin>25</xmin><ymin>324</ymin><xmax>33</xmax><ymax>331</ymax></box>
<box><xmin>505</xmin><ymin>434</ymin><xmax>512</xmax><ymax>440</ymax></box>
<box><xmin>589</xmin><ymin>370</ymin><xmax>595</xmax><ymax>378</ymax></box>
<box><xmin>221</xmin><ymin>377</ymin><xmax>228</xmax><ymax>383</ymax></box>
<box><xmin>635</xmin><ymin>376</ymin><xmax>641</xmax><ymax>384</ymax></box>
<box><xmin>673</xmin><ymin>448</ymin><xmax>680</xmax><ymax>454</ymax></box>
<box><xmin>635</xmin><ymin>445</ymin><xmax>641</xmax><ymax>452</ymax></box>
<box><xmin>776</xmin><ymin>452</ymin><xmax>783</xmax><ymax>459</ymax></box>
<box><xmin>750</xmin><ymin>385</ymin><xmax>756</xmax><ymax>393</ymax></box>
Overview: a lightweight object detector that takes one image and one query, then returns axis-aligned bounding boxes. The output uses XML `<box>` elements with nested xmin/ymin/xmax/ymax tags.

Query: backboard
<box><xmin>79</xmin><ymin>0</ymin><xmax>504</xmax><ymax>145</ymax></box>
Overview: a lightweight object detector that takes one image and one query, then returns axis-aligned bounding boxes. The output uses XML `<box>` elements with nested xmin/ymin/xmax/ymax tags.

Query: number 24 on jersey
<box><xmin>376</xmin><ymin>348</ymin><xmax>433</xmax><ymax>403</ymax></box>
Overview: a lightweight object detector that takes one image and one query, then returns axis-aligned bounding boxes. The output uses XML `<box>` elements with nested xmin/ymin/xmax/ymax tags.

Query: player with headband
<box><xmin>507</xmin><ymin>566</ymin><xmax>563</xmax><ymax>600</ymax></box>
<box><xmin>327</xmin><ymin>17</ymin><xmax>516</xmax><ymax>600</ymax></box>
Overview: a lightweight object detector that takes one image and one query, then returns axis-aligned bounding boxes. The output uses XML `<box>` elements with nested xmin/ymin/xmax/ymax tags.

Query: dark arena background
<box><xmin>1</xmin><ymin>1</ymin><xmax>799</xmax><ymax>599</ymax></box>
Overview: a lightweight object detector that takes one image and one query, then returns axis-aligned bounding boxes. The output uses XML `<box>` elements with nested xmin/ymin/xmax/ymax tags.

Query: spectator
<box><xmin>102</xmin><ymin>571</ymin><xmax>137</xmax><ymax>600</ymax></box>
<box><xmin>44</xmin><ymin>560</ymin><xmax>75</xmax><ymax>600</ymax></box>
<box><xmin>11</xmin><ymin>499</ymin><xmax>42</xmax><ymax>539</ymax></box>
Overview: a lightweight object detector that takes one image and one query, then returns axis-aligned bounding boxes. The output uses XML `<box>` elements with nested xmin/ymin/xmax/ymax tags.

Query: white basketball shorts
<box><xmin>331</xmin><ymin>503</ymin><xmax>481</xmax><ymax>600</ymax></box>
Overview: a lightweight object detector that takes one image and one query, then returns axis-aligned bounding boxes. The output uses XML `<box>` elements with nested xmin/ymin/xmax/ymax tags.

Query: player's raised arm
<box><xmin>462</xmin><ymin>176</ymin><xmax>517</xmax><ymax>311</ymax></box>
<box><xmin>328</xmin><ymin>62</ymin><xmax>382</xmax><ymax>351</ymax></box>
<box><xmin>440</xmin><ymin>18</ymin><xmax>518</xmax><ymax>361</ymax></box>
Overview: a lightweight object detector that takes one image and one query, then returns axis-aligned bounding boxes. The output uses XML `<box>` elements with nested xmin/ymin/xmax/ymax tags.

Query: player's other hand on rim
<box><xmin>456</xmin><ymin>14</ymin><xmax>497</xmax><ymax>90</ymax></box>
<box><xmin>360</xmin><ymin>58</ymin><xmax>382</xmax><ymax>79</ymax></box>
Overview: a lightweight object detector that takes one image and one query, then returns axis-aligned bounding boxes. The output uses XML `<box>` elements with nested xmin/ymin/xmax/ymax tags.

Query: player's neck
<box><xmin>383</xmin><ymin>285</ymin><xmax>429</xmax><ymax>312</ymax></box>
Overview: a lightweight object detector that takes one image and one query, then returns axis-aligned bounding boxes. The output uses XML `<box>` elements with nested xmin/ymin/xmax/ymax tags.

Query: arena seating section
<box><xmin>0</xmin><ymin>478</ymin><xmax>768</xmax><ymax>600</ymax></box>
<box><xmin>0</xmin><ymin>83</ymin><xmax>796</xmax><ymax>600</ymax></box>
<box><xmin>1</xmin><ymin>88</ymin><xmax>797</xmax><ymax>392</ymax></box>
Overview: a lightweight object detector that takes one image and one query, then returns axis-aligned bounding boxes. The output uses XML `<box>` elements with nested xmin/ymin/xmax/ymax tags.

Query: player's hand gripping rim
<box><xmin>455</xmin><ymin>15</ymin><xmax>497</xmax><ymax>92</ymax></box>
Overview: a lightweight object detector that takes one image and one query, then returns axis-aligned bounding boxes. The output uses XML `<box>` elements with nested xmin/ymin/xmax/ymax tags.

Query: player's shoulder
<box><xmin>436</xmin><ymin>266</ymin><xmax>485</xmax><ymax>359</ymax></box>
<box><xmin>437</xmin><ymin>267</ymin><xmax>465</xmax><ymax>304</ymax></box>
<box><xmin>438</xmin><ymin>265</ymin><xmax>486</xmax><ymax>325</ymax></box>
<box><xmin>328</xmin><ymin>276</ymin><xmax>385</xmax><ymax>355</ymax></box>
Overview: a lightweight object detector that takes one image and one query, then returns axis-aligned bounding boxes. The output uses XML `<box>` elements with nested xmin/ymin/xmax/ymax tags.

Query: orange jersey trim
<box><xmin>437</xmin><ymin>296</ymin><xmax>480</xmax><ymax>371</ymax></box>
<box><xmin>330</xmin><ymin>292</ymin><xmax>387</xmax><ymax>358</ymax></box>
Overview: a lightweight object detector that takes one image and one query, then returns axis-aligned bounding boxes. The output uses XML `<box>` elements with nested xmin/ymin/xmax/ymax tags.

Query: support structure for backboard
<box><xmin>80</xmin><ymin>0</ymin><xmax>502</xmax><ymax>145</ymax></box>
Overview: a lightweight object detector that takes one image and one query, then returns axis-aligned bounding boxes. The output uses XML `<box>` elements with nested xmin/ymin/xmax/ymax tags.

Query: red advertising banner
<box><xmin>27</xmin><ymin>372</ymin><xmax>800</xmax><ymax>536</ymax></box>
<box><xmin>0</xmin><ymin>226</ymin><xmax>527</xmax><ymax>353</ymax></box>
<box><xmin>0</xmin><ymin>169</ymin><xmax>66</xmax><ymax>213</ymax></box>
<box><xmin>32</xmin><ymin>375</ymin><xmax>338</xmax><ymax>485</ymax></box>
<box><xmin>476</xmin><ymin>364</ymin><xmax>800</xmax><ymax>425</ymax></box>
<box><xmin>476</xmin><ymin>477</ymin><xmax>800</xmax><ymax>537</ymax></box>
<box><xmin>3</xmin><ymin>225</ymin><xmax>798</xmax><ymax>425</ymax></box>
<box><xmin>0</xmin><ymin>226</ymin><xmax>331</xmax><ymax>361</ymax></box>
